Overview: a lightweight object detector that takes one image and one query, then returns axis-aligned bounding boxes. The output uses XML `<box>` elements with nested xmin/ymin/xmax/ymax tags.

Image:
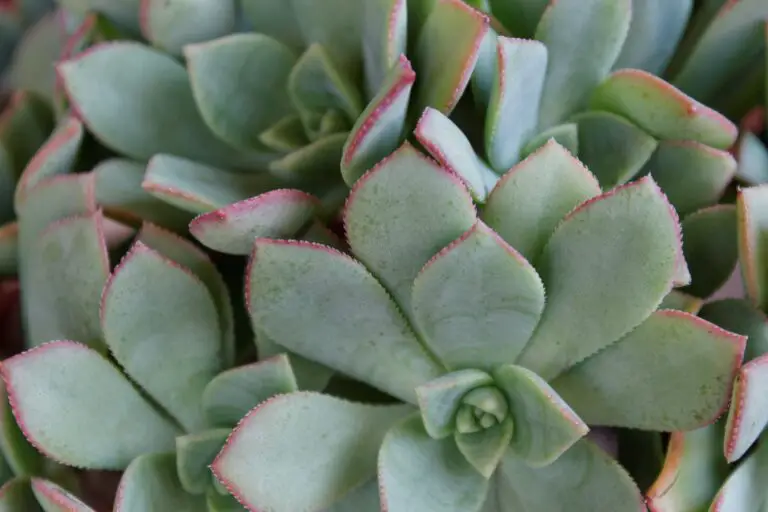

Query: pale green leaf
<box><xmin>322</xmin><ymin>478</ymin><xmax>380</xmax><ymax>512</ymax></box>
<box><xmin>552</xmin><ymin>311</ymin><xmax>745</xmax><ymax>430</ymax></box>
<box><xmin>0</xmin><ymin>341</ymin><xmax>178</xmax><ymax>469</ymax></box>
<box><xmin>379</xmin><ymin>414</ymin><xmax>489</xmax><ymax>512</ymax></box>
<box><xmin>268</xmin><ymin>133</ymin><xmax>346</xmax><ymax>185</ymax></box>
<box><xmin>0</xmin><ymin>382</ymin><xmax>45</xmax><ymax>476</ymax></box>
<box><xmin>520</xmin><ymin>123</ymin><xmax>578</xmax><ymax>158</ymax></box>
<box><xmin>344</xmin><ymin>142</ymin><xmax>476</xmax><ymax>318</ymax></box>
<box><xmin>412</xmin><ymin>221</ymin><xmax>545</xmax><ymax>370</ymax></box>
<box><xmin>259</xmin><ymin>115</ymin><xmax>308</xmax><ymax>153</ymax></box>
<box><xmin>253</xmin><ymin>330</ymin><xmax>336</xmax><ymax>393</ymax></box>
<box><xmin>659</xmin><ymin>290</ymin><xmax>703</xmax><ymax>314</ymax></box>
<box><xmin>176</xmin><ymin>429</ymin><xmax>230</xmax><ymax>494</ymax></box>
<box><xmin>736</xmin><ymin>132</ymin><xmax>768</xmax><ymax>185</ymax></box>
<box><xmin>6</xmin><ymin>13</ymin><xmax>62</xmax><ymax>104</ymax></box>
<box><xmin>535</xmin><ymin>0</ymin><xmax>631</xmax><ymax>129</ymax></box>
<box><xmin>724</xmin><ymin>354</ymin><xmax>768</xmax><ymax>463</ymax></box>
<box><xmin>0</xmin><ymin>91</ymin><xmax>54</xmax><ymax>177</ymax></box>
<box><xmin>680</xmin><ymin>205</ymin><xmax>738</xmax><ymax>298</ymax></box>
<box><xmin>362</xmin><ymin>0</ymin><xmax>407</xmax><ymax>99</ymax></box>
<box><xmin>699</xmin><ymin>299</ymin><xmax>768</xmax><ymax>363</ymax></box>
<box><xmin>456</xmin><ymin>419</ymin><xmax>515</xmax><ymax>478</ymax></box>
<box><xmin>31</xmin><ymin>478</ymin><xmax>94</xmax><ymax>512</ymax></box>
<box><xmin>101</xmin><ymin>242</ymin><xmax>222</xmax><ymax>432</ymax></box>
<box><xmin>517</xmin><ymin>177</ymin><xmax>683</xmax><ymax>380</ymax></box>
<box><xmin>481</xmin><ymin>140</ymin><xmax>600</xmax><ymax>261</ymax></box>
<box><xmin>201</xmin><ymin>355</ymin><xmax>299</xmax><ymax>428</ymax></box>
<box><xmin>56</xmin><ymin>0</ymin><xmax>140</xmax><ymax>31</ymax></box>
<box><xmin>737</xmin><ymin>185</ymin><xmax>768</xmax><ymax>310</ymax></box>
<box><xmin>140</xmin><ymin>0</ymin><xmax>236</xmax><ymax>56</ymax></box>
<box><xmin>212</xmin><ymin>392</ymin><xmax>411</xmax><ymax>511</ymax></box>
<box><xmin>206</xmin><ymin>487</ymin><xmax>246</xmax><ymax>512</ymax></box>
<box><xmin>185</xmin><ymin>33</ymin><xmax>296</xmax><ymax>150</ymax></box>
<box><xmin>240</xmin><ymin>0</ymin><xmax>303</xmax><ymax>51</ymax></box>
<box><xmin>247</xmin><ymin>239</ymin><xmax>443</xmax><ymax>403</ymax></box>
<box><xmin>710</xmin><ymin>435</ymin><xmax>768</xmax><ymax>512</ymax></box>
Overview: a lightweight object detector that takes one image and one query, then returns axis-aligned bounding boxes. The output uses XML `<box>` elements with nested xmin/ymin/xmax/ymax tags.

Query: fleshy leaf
<box><xmin>412</xmin><ymin>221</ymin><xmax>545</xmax><ymax>370</ymax></box>
<box><xmin>737</xmin><ymin>185</ymin><xmax>768</xmax><ymax>310</ymax></box>
<box><xmin>190</xmin><ymin>189</ymin><xmax>319</xmax><ymax>255</ymax></box>
<box><xmin>206</xmin><ymin>487</ymin><xmax>245</xmax><ymax>512</ymax></box>
<box><xmin>344</xmin><ymin>142</ymin><xmax>476</xmax><ymax>317</ymax></box>
<box><xmin>535</xmin><ymin>0</ymin><xmax>631</xmax><ymax>129</ymax></box>
<box><xmin>0</xmin><ymin>91</ymin><xmax>54</xmax><ymax>176</ymax></box>
<box><xmin>0</xmin><ymin>478</ymin><xmax>41</xmax><ymax>511</ymax></box>
<box><xmin>253</xmin><ymin>330</ymin><xmax>336</xmax><ymax>393</ymax></box>
<box><xmin>94</xmin><ymin>158</ymin><xmax>194</xmax><ymax>232</ymax></box>
<box><xmin>485</xmin><ymin>438</ymin><xmax>644</xmax><ymax>511</ymax></box>
<box><xmin>736</xmin><ymin>132</ymin><xmax>768</xmax><ymax>185</ymax></box>
<box><xmin>552</xmin><ymin>310</ymin><xmax>745</xmax><ymax>430</ymax></box>
<box><xmin>487</xmin><ymin>0</ymin><xmax>548</xmax><ymax>38</ymax></box>
<box><xmin>590</xmin><ymin>69</ymin><xmax>738</xmax><ymax>150</ymax></box>
<box><xmin>699</xmin><ymin>299</ymin><xmax>768</xmax><ymax>363</ymax></box>
<box><xmin>415</xmin><ymin>369</ymin><xmax>494</xmax><ymax>439</ymax></box>
<box><xmin>57</xmin><ymin>42</ymin><xmax>249</xmax><ymax>168</ymax></box>
<box><xmin>142</xmin><ymin>154</ymin><xmax>279</xmax><ymax>215</ymax></box>
<box><xmin>101</xmin><ymin>242</ymin><xmax>222</xmax><ymax>433</ymax></box>
<box><xmin>176</xmin><ymin>429</ymin><xmax>230</xmax><ymax>494</ymax></box>
<box><xmin>646</xmin><ymin>423</ymin><xmax>728</xmax><ymax>512</ymax></box>
<box><xmin>456</xmin><ymin>419</ymin><xmax>515</xmax><ymax>478</ymax></box>
<box><xmin>341</xmin><ymin>55</ymin><xmax>415</xmax><ymax>186</ymax></box>
<box><xmin>494</xmin><ymin>364</ymin><xmax>588</xmax><ymax>467</ymax></box>
<box><xmin>0</xmin><ymin>382</ymin><xmax>44</xmax><ymax>476</ymax></box>
<box><xmin>485</xmin><ymin>37</ymin><xmax>547</xmax><ymax>173</ymax></box>
<box><xmin>412</xmin><ymin>0</ymin><xmax>489</xmax><ymax>115</ymax></box>
<box><xmin>24</xmin><ymin>211</ymin><xmax>108</xmax><ymax>349</ymax></box>
<box><xmin>57</xmin><ymin>0</ymin><xmax>140</xmax><ymax>31</ymax></box>
<box><xmin>710</xmin><ymin>438</ymin><xmax>768</xmax><ymax>512</ymax></box>
<box><xmin>212</xmin><ymin>392</ymin><xmax>411</xmax><ymax>511</ymax></box>
<box><xmin>724</xmin><ymin>354</ymin><xmax>768</xmax><ymax>463</ymax></box>
<box><xmin>379</xmin><ymin>414</ymin><xmax>489</xmax><ymax>512</ymax></box>
<box><xmin>323</xmin><ymin>478</ymin><xmax>380</xmax><ymax>511</ymax></box>
<box><xmin>0</xmin><ymin>223</ymin><xmax>18</xmax><ymax>277</ymax></box>
<box><xmin>114</xmin><ymin>452</ymin><xmax>206</xmax><ymax>512</ymax></box>
<box><xmin>644</xmin><ymin>140</ymin><xmax>736</xmax><ymax>217</ymax></box>
<box><xmin>31</xmin><ymin>478</ymin><xmax>94</xmax><ymax>512</ymax></box>
<box><xmin>268</xmin><ymin>133</ymin><xmax>346</xmax><ymax>185</ymax></box>
<box><xmin>136</xmin><ymin>223</ymin><xmax>236</xmax><ymax>367</ymax></box>
<box><xmin>680</xmin><ymin>205</ymin><xmax>738</xmax><ymax>299</ymax></box>
<box><xmin>0</xmin><ymin>341</ymin><xmax>178</xmax><ymax>469</ymax></box>
<box><xmin>517</xmin><ymin>177</ymin><xmax>683</xmax><ymax>380</ymax></box>
<box><xmin>201</xmin><ymin>355</ymin><xmax>299</xmax><ymax>428</ymax></box>
<box><xmin>573</xmin><ymin>111</ymin><xmax>657</xmax><ymax>189</ymax></box>
<box><xmin>659</xmin><ymin>290</ymin><xmax>703</xmax><ymax>314</ymax></box>
<box><xmin>520</xmin><ymin>123</ymin><xmax>578</xmax><ymax>158</ymax></box>
<box><xmin>6</xmin><ymin>12</ymin><xmax>61</xmax><ymax>105</ymax></box>
<box><xmin>185</xmin><ymin>33</ymin><xmax>296</xmax><ymax>150</ymax></box>
<box><xmin>613</xmin><ymin>0</ymin><xmax>693</xmax><ymax>74</ymax></box>
<box><xmin>140</xmin><ymin>0</ymin><xmax>236</xmax><ymax>56</ymax></box>
<box><xmin>247</xmin><ymin>239</ymin><xmax>443</xmax><ymax>403</ymax></box>
<box><xmin>240</xmin><ymin>0</ymin><xmax>303</xmax><ymax>51</ymax></box>
<box><xmin>362</xmin><ymin>0</ymin><xmax>408</xmax><ymax>98</ymax></box>
<box><xmin>481</xmin><ymin>140</ymin><xmax>601</xmax><ymax>261</ymax></box>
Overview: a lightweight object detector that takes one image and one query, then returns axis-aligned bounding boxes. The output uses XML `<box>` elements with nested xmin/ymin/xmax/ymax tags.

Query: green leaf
<box><xmin>102</xmin><ymin>242</ymin><xmax>223</xmax><ymax>432</ymax></box>
<box><xmin>14</xmin><ymin>117</ymin><xmax>83</xmax><ymax>208</ymax></box>
<box><xmin>253</xmin><ymin>331</ymin><xmax>336</xmax><ymax>393</ymax></box>
<box><xmin>535</xmin><ymin>0</ymin><xmax>631</xmax><ymax>129</ymax></box>
<box><xmin>142</xmin><ymin>154</ymin><xmax>280</xmax><ymax>215</ymax></box>
<box><xmin>344</xmin><ymin>142</ymin><xmax>476</xmax><ymax>317</ymax></box>
<box><xmin>485</xmin><ymin>37</ymin><xmax>547</xmax><ymax>173</ymax></box>
<box><xmin>736</xmin><ymin>132</ymin><xmax>768</xmax><ymax>185</ymax></box>
<box><xmin>185</xmin><ymin>33</ymin><xmax>296</xmax><ymax>151</ymax></box>
<box><xmin>57</xmin><ymin>0</ymin><xmax>141</xmax><ymax>32</ymax></box>
<box><xmin>30</xmin><ymin>478</ymin><xmax>94</xmax><ymax>512</ymax></box>
<box><xmin>259</xmin><ymin>115</ymin><xmax>308</xmax><ymax>152</ymax></box>
<box><xmin>0</xmin><ymin>479</ymin><xmax>41</xmax><ymax>511</ymax></box>
<box><xmin>613</xmin><ymin>0</ymin><xmax>693</xmax><ymax>74</ymax></box>
<box><xmin>487</xmin><ymin>0</ymin><xmax>548</xmax><ymax>38</ymax></box>
<box><xmin>268</xmin><ymin>133</ymin><xmax>347</xmax><ymax>185</ymax></box>
<box><xmin>517</xmin><ymin>177</ymin><xmax>683</xmax><ymax>380</ymax></box>
<box><xmin>485</xmin><ymin>438</ymin><xmax>644</xmax><ymax>512</ymax></box>
<box><xmin>140</xmin><ymin>0</ymin><xmax>236</xmax><ymax>56</ymax></box>
<box><xmin>470</xmin><ymin>27</ymin><xmax>498</xmax><ymax>111</ymax></box>
<box><xmin>206</xmin><ymin>487</ymin><xmax>245</xmax><ymax>512</ymax></box>
<box><xmin>737</xmin><ymin>185</ymin><xmax>768</xmax><ymax>310</ymax></box>
<box><xmin>412</xmin><ymin>0</ymin><xmax>489</xmax><ymax>115</ymax></box>
<box><xmin>176</xmin><ymin>429</ymin><xmax>230</xmax><ymax>494</ymax></box>
<box><xmin>362</xmin><ymin>0</ymin><xmax>408</xmax><ymax>99</ymax></box>
<box><xmin>416</xmin><ymin>107</ymin><xmax>488</xmax><ymax>201</ymax></box>
<box><xmin>723</xmin><ymin>354</ymin><xmax>768</xmax><ymax>463</ymax></box>
<box><xmin>114</xmin><ymin>452</ymin><xmax>206</xmax><ymax>512</ymax></box>
<box><xmin>341</xmin><ymin>55</ymin><xmax>415</xmax><ymax>186</ymax></box>
<box><xmin>644</xmin><ymin>141</ymin><xmax>736</xmax><ymax>217</ymax></box>
<box><xmin>190</xmin><ymin>189</ymin><xmax>320</xmax><ymax>255</ymax></box>
<box><xmin>7</xmin><ymin>13</ymin><xmax>63</xmax><ymax>107</ymax></box>
<box><xmin>93</xmin><ymin>158</ymin><xmax>194</xmax><ymax>233</ymax></box>
<box><xmin>24</xmin><ymin>211</ymin><xmax>108</xmax><ymax>349</ymax></box>
<box><xmin>590</xmin><ymin>69</ymin><xmax>738</xmax><ymax>150</ymax></box>
<box><xmin>482</xmin><ymin>140</ymin><xmax>600</xmax><ymax>261</ymax></box>
<box><xmin>247</xmin><ymin>239</ymin><xmax>443</xmax><ymax>403</ymax></box>
<box><xmin>552</xmin><ymin>310</ymin><xmax>745</xmax><ymax>430</ymax></box>
<box><xmin>0</xmin><ymin>223</ymin><xmax>17</xmax><ymax>277</ymax></box>
<box><xmin>57</xmin><ymin>42</ymin><xmax>250</xmax><ymax>168</ymax></box>
<box><xmin>679</xmin><ymin>205</ymin><xmax>738</xmax><ymax>298</ymax></box>
<box><xmin>323</xmin><ymin>478</ymin><xmax>380</xmax><ymax>512</ymax></box>
<box><xmin>240</xmin><ymin>0</ymin><xmax>303</xmax><ymax>51</ymax></box>
<box><xmin>572</xmin><ymin>111</ymin><xmax>657</xmax><ymax>189</ymax></box>
<box><xmin>136</xmin><ymin>222</ymin><xmax>236</xmax><ymax>368</ymax></box>
<box><xmin>412</xmin><ymin>221</ymin><xmax>545</xmax><ymax>370</ymax></box>
<box><xmin>520</xmin><ymin>123</ymin><xmax>578</xmax><ymax>158</ymax></box>
<box><xmin>379</xmin><ymin>414</ymin><xmax>489</xmax><ymax>512</ymax></box>
<box><xmin>699</xmin><ymin>299</ymin><xmax>768</xmax><ymax>363</ymax></box>
<box><xmin>646</xmin><ymin>423</ymin><xmax>729</xmax><ymax>512</ymax></box>
<box><xmin>0</xmin><ymin>383</ymin><xmax>44</xmax><ymax>476</ymax></box>
<box><xmin>201</xmin><ymin>355</ymin><xmax>299</xmax><ymax>428</ymax></box>
<box><xmin>659</xmin><ymin>290</ymin><xmax>703</xmax><ymax>314</ymax></box>
<box><xmin>710</xmin><ymin>436</ymin><xmax>768</xmax><ymax>512</ymax></box>
<box><xmin>0</xmin><ymin>341</ymin><xmax>178</xmax><ymax>469</ymax></box>
<box><xmin>415</xmin><ymin>369</ymin><xmax>494</xmax><ymax>439</ymax></box>
<box><xmin>212</xmin><ymin>392</ymin><xmax>411</xmax><ymax>511</ymax></box>
<box><xmin>455</xmin><ymin>419</ymin><xmax>515</xmax><ymax>478</ymax></box>
<box><xmin>494</xmin><ymin>364</ymin><xmax>587</xmax><ymax>467</ymax></box>
<box><xmin>0</xmin><ymin>91</ymin><xmax>54</xmax><ymax>177</ymax></box>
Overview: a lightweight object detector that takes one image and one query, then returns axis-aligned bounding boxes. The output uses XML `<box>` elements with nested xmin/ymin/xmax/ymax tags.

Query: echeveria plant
<box><xmin>208</xmin><ymin>141</ymin><xmax>745</xmax><ymax>512</ymax></box>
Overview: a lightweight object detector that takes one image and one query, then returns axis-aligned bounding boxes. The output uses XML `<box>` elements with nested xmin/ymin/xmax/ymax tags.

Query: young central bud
<box><xmin>455</xmin><ymin>386</ymin><xmax>509</xmax><ymax>434</ymax></box>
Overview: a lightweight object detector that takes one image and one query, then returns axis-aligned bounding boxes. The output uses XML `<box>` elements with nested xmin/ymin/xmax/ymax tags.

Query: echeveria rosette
<box><xmin>208</xmin><ymin>141</ymin><xmax>745</xmax><ymax>512</ymax></box>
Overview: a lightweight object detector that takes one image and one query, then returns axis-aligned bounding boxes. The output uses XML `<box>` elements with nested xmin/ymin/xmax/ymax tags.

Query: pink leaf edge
<box><xmin>724</xmin><ymin>353</ymin><xmax>768</xmax><ymax>463</ymax></box>
<box><xmin>38</xmin><ymin>209</ymin><xmax>110</xmax><ymax>275</ymax></box>
<box><xmin>31</xmin><ymin>478</ymin><xmax>89</xmax><ymax>510</ymax></box>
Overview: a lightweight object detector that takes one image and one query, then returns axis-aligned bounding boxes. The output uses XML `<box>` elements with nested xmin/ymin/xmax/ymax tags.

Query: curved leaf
<box><xmin>268</xmin><ymin>133</ymin><xmax>346</xmax><ymax>185</ymax></box>
<box><xmin>362</xmin><ymin>0</ymin><xmax>407</xmax><ymax>99</ymax></box>
<box><xmin>140</xmin><ymin>0</ymin><xmax>236</xmax><ymax>56</ymax></box>
<box><xmin>101</xmin><ymin>242</ymin><xmax>222</xmax><ymax>432</ymax></box>
<box><xmin>0</xmin><ymin>223</ymin><xmax>16</xmax><ymax>277</ymax></box>
<box><xmin>240</xmin><ymin>0</ymin><xmax>303</xmax><ymax>51</ymax></box>
<box><xmin>247</xmin><ymin>239</ymin><xmax>443</xmax><ymax>403</ymax></box>
<box><xmin>487</xmin><ymin>0</ymin><xmax>548</xmax><ymax>38</ymax></box>
<box><xmin>31</xmin><ymin>479</ymin><xmax>94</xmax><ymax>512</ymax></box>
<box><xmin>456</xmin><ymin>419</ymin><xmax>515</xmax><ymax>478</ymax></box>
<box><xmin>0</xmin><ymin>478</ymin><xmax>41</xmax><ymax>511</ymax></box>
<box><xmin>185</xmin><ymin>33</ymin><xmax>296</xmax><ymax>150</ymax></box>
<box><xmin>737</xmin><ymin>185</ymin><xmax>768</xmax><ymax>310</ymax></box>
<box><xmin>699</xmin><ymin>299</ymin><xmax>768</xmax><ymax>363</ymax></box>
<box><xmin>552</xmin><ymin>311</ymin><xmax>745</xmax><ymax>430</ymax></box>
<box><xmin>0</xmin><ymin>341</ymin><xmax>178</xmax><ymax>469</ymax></box>
<box><xmin>0</xmin><ymin>383</ymin><xmax>44</xmax><ymax>476</ymax></box>
<box><xmin>724</xmin><ymin>354</ymin><xmax>768</xmax><ymax>463</ymax></box>
<box><xmin>253</xmin><ymin>329</ymin><xmax>336</xmax><ymax>393</ymax></box>
<box><xmin>520</xmin><ymin>123</ymin><xmax>578</xmax><ymax>158</ymax></box>
<box><xmin>736</xmin><ymin>132</ymin><xmax>768</xmax><ymax>185</ymax></box>
<box><xmin>212</xmin><ymin>392</ymin><xmax>411</xmax><ymax>512</ymax></box>
<box><xmin>517</xmin><ymin>177</ymin><xmax>683</xmax><ymax>380</ymax></box>
<box><xmin>57</xmin><ymin>0</ymin><xmax>141</xmax><ymax>31</ymax></box>
<box><xmin>176</xmin><ymin>429</ymin><xmax>230</xmax><ymax>494</ymax></box>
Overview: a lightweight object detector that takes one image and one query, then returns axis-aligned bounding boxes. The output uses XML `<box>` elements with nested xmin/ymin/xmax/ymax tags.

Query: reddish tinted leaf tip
<box><xmin>413</xmin><ymin>108</ymin><xmax>474</xmax><ymax>191</ymax></box>
<box><xmin>17</xmin><ymin>117</ymin><xmax>83</xmax><ymax>199</ymax></box>
<box><xmin>646</xmin><ymin>431</ymin><xmax>685</xmax><ymax>508</ymax></box>
<box><xmin>724</xmin><ymin>353</ymin><xmax>768</xmax><ymax>461</ymax></box>
<box><xmin>737</xmin><ymin>188</ymin><xmax>762</xmax><ymax>306</ymax></box>
<box><xmin>387</xmin><ymin>0</ymin><xmax>406</xmax><ymax>59</ymax></box>
<box><xmin>561</xmin><ymin>175</ymin><xmax>657</xmax><ymax>224</ymax></box>
<box><xmin>442</xmin><ymin>0</ymin><xmax>489</xmax><ymax>111</ymax></box>
<box><xmin>30</xmin><ymin>479</ymin><xmax>77</xmax><ymax>510</ymax></box>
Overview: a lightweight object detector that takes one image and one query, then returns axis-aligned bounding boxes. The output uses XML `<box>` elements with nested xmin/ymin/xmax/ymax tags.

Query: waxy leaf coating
<box><xmin>724</xmin><ymin>354</ymin><xmax>768</xmax><ymax>463</ymax></box>
<box><xmin>31</xmin><ymin>478</ymin><xmax>95</xmax><ymax>512</ymax></box>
